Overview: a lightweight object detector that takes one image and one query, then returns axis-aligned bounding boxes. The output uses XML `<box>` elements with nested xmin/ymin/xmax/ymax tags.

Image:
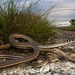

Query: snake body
<box><xmin>0</xmin><ymin>55</ymin><xmax>23</xmax><ymax>60</ymax></box>
<box><xmin>0</xmin><ymin>33</ymin><xmax>75</xmax><ymax>68</ymax></box>
<box><xmin>9</xmin><ymin>34</ymin><xmax>38</xmax><ymax>49</ymax></box>
<box><xmin>53</xmin><ymin>48</ymin><xmax>75</xmax><ymax>63</ymax></box>
<box><xmin>0</xmin><ymin>43</ymin><xmax>10</xmax><ymax>50</ymax></box>
<box><xmin>28</xmin><ymin>53</ymin><xmax>49</xmax><ymax>68</ymax></box>
<box><xmin>8</xmin><ymin>34</ymin><xmax>75</xmax><ymax>67</ymax></box>
<box><xmin>0</xmin><ymin>35</ymin><xmax>40</xmax><ymax>68</ymax></box>
<box><xmin>9</xmin><ymin>34</ymin><xmax>75</xmax><ymax>51</ymax></box>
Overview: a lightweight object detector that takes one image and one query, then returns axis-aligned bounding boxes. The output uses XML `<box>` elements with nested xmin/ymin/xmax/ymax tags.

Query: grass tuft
<box><xmin>0</xmin><ymin>0</ymin><xmax>57</xmax><ymax>44</ymax></box>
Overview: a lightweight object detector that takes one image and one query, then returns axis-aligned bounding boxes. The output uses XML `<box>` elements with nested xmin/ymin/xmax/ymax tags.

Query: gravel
<box><xmin>1</xmin><ymin>61</ymin><xmax>75</xmax><ymax>75</ymax></box>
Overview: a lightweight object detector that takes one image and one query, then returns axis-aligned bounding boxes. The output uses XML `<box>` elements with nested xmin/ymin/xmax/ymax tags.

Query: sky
<box><xmin>1</xmin><ymin>0</ymin><xmax>75</xmax><ymax>26</ymax></box>
<box><xmin>2</xmin><ymin>0</ymin><xmax>75</xmax><ymax>22</ymax></box>
<box><xmin>41</xmin><ymin>0</ymin><xmax>75</xmax><ymax>22</ymax></box>
<box><xmin>19</xmin><ymin>0</ymin><xmax>75</xmax><ymax>22</ymax></box>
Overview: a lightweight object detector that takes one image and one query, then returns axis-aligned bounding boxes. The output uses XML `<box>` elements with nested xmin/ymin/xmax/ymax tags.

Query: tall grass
<box><xmin>0</xmin><ymin>0</ymin><xmax>57</xmax><ymax>44</ymax></box>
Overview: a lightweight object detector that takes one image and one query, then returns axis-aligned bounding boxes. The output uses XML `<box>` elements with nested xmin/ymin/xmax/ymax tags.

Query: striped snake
<box><xmin>0</xmin><ymin>36</ymin><xmax>40</xmax><ymax>68</ymax></box>
<box><xmin>0</xmin><ymin>34</ymin><xmax>75</xmax><ymax>68</ymax></box>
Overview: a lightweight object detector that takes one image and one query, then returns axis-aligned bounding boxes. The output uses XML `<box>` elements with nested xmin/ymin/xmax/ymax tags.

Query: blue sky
<box><xmin>19</xmin><ymin>0</ymin><xmax>75</xmax><ymax>21</ymax></box>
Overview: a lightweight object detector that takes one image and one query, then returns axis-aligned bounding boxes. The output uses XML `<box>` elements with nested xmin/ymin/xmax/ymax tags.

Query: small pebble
<box><xmin>0</xmin><ymin>61</ymin><xmax>75</xmax><ymax>75</ymax></box>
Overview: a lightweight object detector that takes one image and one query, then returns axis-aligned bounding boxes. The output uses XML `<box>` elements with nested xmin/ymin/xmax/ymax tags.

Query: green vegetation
<box><xmin>0</xmin><ymin>0</ymin><xmax>57</xmax><ymax>44</ymax></box>
<box><xmin>58</xmin><ymin>26</ymin><xmax>75</xmax><ymax>31</ymax></box>
<box><xmin>70</xmin><ymin>19</ymin><xmax>75</xmax><ymax>26</ymax></box>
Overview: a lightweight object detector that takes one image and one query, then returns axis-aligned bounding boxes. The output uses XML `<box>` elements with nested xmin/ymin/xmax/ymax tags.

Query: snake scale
<box><xmin>0</xmin><ymin>33</ymin><xmax>75</xmax><ymax>68</ymax></box>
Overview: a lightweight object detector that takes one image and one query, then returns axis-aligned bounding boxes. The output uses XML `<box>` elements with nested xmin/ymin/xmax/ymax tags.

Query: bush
<box><xmin>0</xmin><ymin>0</ymin><xmax>57</xmax><ymax>44</ymax></box>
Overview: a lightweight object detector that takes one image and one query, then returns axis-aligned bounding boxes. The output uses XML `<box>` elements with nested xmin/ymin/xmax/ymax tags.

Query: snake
<box><xmin>9</xmin><ymin>34</ymin><xmax>75</xmax><ymax>62</ymax></box>
<box><xmin>0</xmin><ymin>41</ymin><xmax>40</xmax><ymax>69</ymax></box>
<box><xmin>9</xmin><ymin>34</ymin><xmax>75</xmax><ymax>50</ymax></box>
<box><xmin>27</xmin><ymin>53</ymin><xmax>49</xmax><ymax>68</ymax></box>
<box><xmin>0</xmin><ymin>43</ymin><xmax>10</xmax><ymax>50</ymax></box>
<box><xmin>53</xmin><ymin>48</ymin><xmax>75</xmax><ymax>63</ymax></box>
<box><xmin>0</xmin><ymin>33</ymin><xmax>75</xmax><ymax>68</ymax></box>
<box><xmin>8</xmin><ymin>34</ymin><xmax>49</xmax><ymax>68</ymax></box>
<box><xmin>9</xmin><ymin>34</ymin><xmax>38</xmax><ymax>49</ymax></box>
<box><xmin>0</xmin><ymin>55</ymin><xmax>23</xmax><ymax>60</ymax></box>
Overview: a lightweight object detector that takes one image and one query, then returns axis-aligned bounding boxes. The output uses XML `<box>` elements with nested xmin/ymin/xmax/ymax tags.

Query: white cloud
<box><xmin>18</xmin><ymin>0</ymin><xmax>75</xmax><ymax>21</ymax></box>
<box><xmin>53</xmin><ymin>0</ymin><xmax>62</xmax><ymax>2</ymax></box>
<box><xmin>43</xmin><ymin>0</ymin><xmax>62</xmax><ymax>2</ymax></box>
<box><xmin>25</xmin><ymin>1</ymin><xmax>31</xmax><ymax>8</ymax></box>
<box><xmin>52</xmin><ymin>9</ymin><xmax>73</xmax><ymax>16</ymax></box>
<box><xmin>19</xmin><ymin>0</ymin><xmax>31</xmax><ymax>8</ymax></box>
<box><xmin>55</xmin><ymin>21</ymin><xmax>71</xmax><ymax>27</ymax></box>
<box><xmin>63</xmin><ymin>3</ymin><xmax>75</xmax><ymax>8</ymax></box>
<box><xmin>48</xmin><ymin>0</ymin><xmax>75</xmax><ymax>21</ymax></box>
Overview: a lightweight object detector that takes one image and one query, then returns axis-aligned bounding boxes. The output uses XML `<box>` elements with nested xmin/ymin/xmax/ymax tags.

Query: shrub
<box><xmin>0</xmin><ymin>0</ymin><xmax>57</xmax><ymax>44</ymax></box>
